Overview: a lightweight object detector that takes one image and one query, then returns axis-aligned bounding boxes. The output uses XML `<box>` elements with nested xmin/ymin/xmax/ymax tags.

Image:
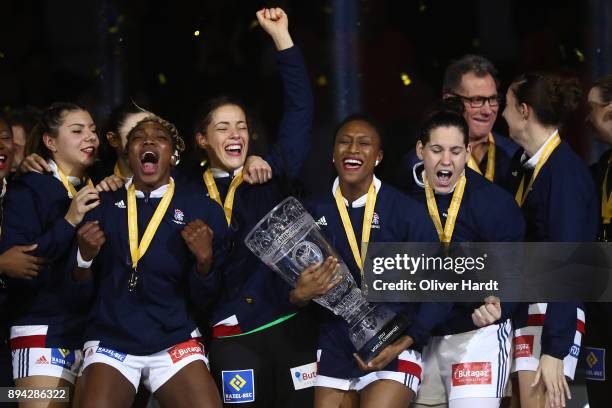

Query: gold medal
<box><xmin>601</xmin><ymin>155</ymin><xmax>612</xmax><ymax>225</ymax></box>
<box><xmin>467</xmin><ymin>133</ymin><xmax>496</xmax><ymax>181</ymax></box>
<box><xmin>334</xmin><ymin>182</ymin><xmax>377</xmax><ymax>270</ymax></box>
<box><xmin>127</xmin><ymin>178</ymin><xmax>175</xmax><ymax>290</ymax></box>
<box><xmin>334</xmin><ymin>180</ymin><xmax>377</xmax><ymax>282</ymax></box>
<box><xmin>515</xmin><ymin>131</ymin><xmax>560</xmax><ymax>207</ymax></box>
<box><xmin>203</xmin><ymin>168</ymin><xmax>244</xmax><ymax>225</ymax></box>
<box><xmin>56</xmin><ymin>166</ymin><xmax>94</xmax><ymax>198</ymax></box>
<box><xmin>114</xmin><ymin>162</ymin><xmax>128</xmax><ymax>178</ymax></box>
<box><xmin>423</xmin><ymin>172</ymin><xmax>466</xmax><ymax>243</ymax></box>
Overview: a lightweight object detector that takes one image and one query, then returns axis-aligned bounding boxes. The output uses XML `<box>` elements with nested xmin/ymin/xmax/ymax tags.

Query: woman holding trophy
<box><xmin>289</xmin><ymin>114</ymin><xmax>439</xmax><ymax>408</ymax></box>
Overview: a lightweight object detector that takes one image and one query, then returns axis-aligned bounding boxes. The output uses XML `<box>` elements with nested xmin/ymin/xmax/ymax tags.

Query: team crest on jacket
<box><xmin>173</xmin><ymin>209</ymin><xmax>185</xmax><ymax>225</ymax></box>
<box><xmin>371</xmin><ymin>212</ymin><xmax>380</xmax><ymax>229</ymax></box>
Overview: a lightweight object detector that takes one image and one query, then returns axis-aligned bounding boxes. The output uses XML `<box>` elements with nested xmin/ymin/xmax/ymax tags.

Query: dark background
<box><xmin>0</xmin><ymin>0</ymin><xmax>610</xmax><ymax>193</ymax></box>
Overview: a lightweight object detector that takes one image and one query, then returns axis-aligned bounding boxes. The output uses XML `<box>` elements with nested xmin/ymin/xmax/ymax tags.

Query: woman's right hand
<box><xmin>77</xmin><ymin>221</ymin><xmax>106</xmax><ymax>262</ymax></box>
<box><xmin>19</xmin><ymin>153</ymin><xmax>51</xmax><ymax>174</ymax></box>
<box><xmin>256</xmin><ymin>8</ymin><xmax>294</xmax><ymax>51</ymax></box>
<box><xmin>289</xmin><ymin>256</ymin><xmax>341</xmax><ymax>306</ymax></box>
<box><xmin>64</xmin><ymin>186</ymin><xmax>100</xmax><ymax>227</ymax></box>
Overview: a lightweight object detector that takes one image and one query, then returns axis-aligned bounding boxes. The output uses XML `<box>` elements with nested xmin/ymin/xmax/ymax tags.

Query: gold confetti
<box><xmin>401</xmin><ymin>72</ymin><xmax>412</xmax><ymax>86</ymax></box>
<box><xmin>317</xmin><ymin>75</ymin><xmax>328</xmax><ymax>87</ymax></box>
<box><xmin>0</xmin><ymin>52</ymin><xmax>4</xmax><ymax>59</ymax></box>
<box><xmin>194</xmin><ymin>30</ymin><xmax>200</xmax><ymax>37</ymax></box>
<box><xmin>158</xmin><ymin>73</ymin><xmax>167</xmax><ymax>85</ymax></box>
<box><xmin>249</xmin><ymin>19</ymin><xmax>259</xmax><ymax>30</ymax></box>
<box><xmin>574</xmin><ymin>48</ymin><xmax>585</xmax><ymax>62</ymax></box>
<box><xmin>109</xmin><ymin>26</ymin><xmax>119</xmax><ymax>34</ymax></box>
<box><xmin>419</xmin><ymin>1</ymin><xmax>426</xmax><ymax>12</ymax></box>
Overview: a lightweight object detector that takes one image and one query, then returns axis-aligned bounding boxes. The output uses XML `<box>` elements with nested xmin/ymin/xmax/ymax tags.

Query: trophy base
<box><xmin>356</xmin><ymin>314</ymin><xmax>410</xmax><ymax>364</ymax></box>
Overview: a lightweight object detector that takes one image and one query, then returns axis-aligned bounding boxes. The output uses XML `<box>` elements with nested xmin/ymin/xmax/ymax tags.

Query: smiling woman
<box><xmin>0</xmin><ymin>102</ymin><xmax>103</xmax><ymax>404</ymax></box>
<box><xmin>126</xmin><ymin>115</ymin><xmax>185</xmax><ymax>192</ymax></box>
<box><xmin>297</xmin><ymin>113</ymin><xmax>439</xmax><ymax>408</ymax></box>
<box><xmin>75</xmin><ymin>114</ymin><xmax>227</xmax><ymax>408</ymax></box>
<box><xmin>0</xmin><ymin>117</ymin><xmax>13</xmax><ymax>177</ymax></box>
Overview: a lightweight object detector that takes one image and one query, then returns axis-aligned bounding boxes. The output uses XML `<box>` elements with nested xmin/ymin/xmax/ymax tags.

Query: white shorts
<box><xmin>415</xmin><ymin>320</ymin><xmax>512</xmax><ymax>405</ymax></box>
<box><xmin>512</xmin><ymin>303</ymin><xmax>584</xmax><ymax>380</ymax></box>
<box><xmin>10</xmin><ymin>325</ymin><xmax>83</xmax><ymax>384</ymax></box>
<box><xmin>315</xmin><ymin>349</ymin><xmax>422</xmax><ymax>394</ymax></box>
<box><xmin>82</xmin><ymin>338</ymin><xmax>208</xmax><ymax>393</ymax></box>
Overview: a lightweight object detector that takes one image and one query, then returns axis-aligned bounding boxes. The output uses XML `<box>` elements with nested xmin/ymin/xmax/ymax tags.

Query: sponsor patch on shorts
<box><xmin>569</xmin><ymin>343</ymin><xmax>580</xmax><ymax>358</ymax></box>
<box><xmin>168</xmin><ymin>339</ymin><xmax>204</xmax><ymax>363</ymax></box>
<box><xmin>96</xmin><ymin>346</ymin><xmax>127</xmax><ymax>362</ymax></box>
<box><xmin>289</xmin><ymin>362</ymin><xmax>317</xmax><ymax>390</ymax></box>
<box><xmin>222</xmin><ymin>369</ymin><xmax>255</xmax><ymax>403</ymax></box>
<box><xmin>50</xmin><ymin>348</ymin><xmax>75</xmax><ymax>369</ymax></box>
<box><xmin>451</xmin><ymin>362</ymin><xmax>492</xmax><ymax>386</ymax></box>
<box><xmin>584</xmin><ymin>347</ymin><xmax>605</xmax><ymax>381</ymax></box>
<box><xmin>514</xmin><ymin>335</ymin><xmax>534</xmax><ymax>358</ymax></box>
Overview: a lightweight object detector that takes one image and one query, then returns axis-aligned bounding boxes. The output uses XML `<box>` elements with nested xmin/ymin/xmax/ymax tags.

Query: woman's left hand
<box><xmin>532</xmin><ymin>354</ymin><xmax>571</xmax><ymax>408</ymax></box>
<box><xmin>95</xmin><ymin>174</ymin><xmax>125</xmax><ymax>192</ymax></box>
<box><xmin>181</xmin><ymin>219</ymin><xmax>214</xmax><ymax>276</ymax></box>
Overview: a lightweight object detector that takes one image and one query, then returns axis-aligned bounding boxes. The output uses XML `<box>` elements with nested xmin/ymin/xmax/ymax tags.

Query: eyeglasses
<box><xmin>450</xmin><ymin>93</ymin><xmax>501</xmax><ymax>108</ymax></box>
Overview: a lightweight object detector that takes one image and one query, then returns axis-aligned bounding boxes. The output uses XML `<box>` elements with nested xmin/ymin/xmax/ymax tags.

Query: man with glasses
<box><xmin>401</xmin><ymin>54</ymin><xmax>519</xmax><ymax>186</ymax></box>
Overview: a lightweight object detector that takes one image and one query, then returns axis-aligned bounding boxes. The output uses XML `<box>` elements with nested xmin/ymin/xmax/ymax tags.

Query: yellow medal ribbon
<box><xmin>114</xmin><ymin>162</ymin><xmax>128</xmax><ymax>178</ymax></box>
<box><xmin>514</xmin><ymin>131</ymin><xmax>560</xmax><ymax>207</ymax></box>
<box><xmin>601</xmin><ymin>155</ymin><xmax>612</xmax><ymax>224</ymax></box>
<box><xmin>203</xmin><ymin>168</ymin><xmax>244</xmax><ymax>225</ymax></box>
<box><xmin>333</xmin><ymin>181</ymin><xmax>377</xmax><ymax>270</ymax></box>
<box><xmin>467</xmin><ymin>133</ymin><xmax>496</xmax><ymax>181</ymax></box>
<box><xmin>127</xmin><ymin>178</ymin><xmax>175</xmax><ymax>270</ymax></box>
<box><xmin>423</xmin><ymin>172</ymin><xmax>467</xmax><ymax>243</ymax></box>
<box><xmin>57</xmin><ymin>167</ymin><xmax>94</xmax><ymax>198</ymax></box>
<box><xmin>0</xmin><ymin>179</ymin><xmax>6</xmax><ymax>239</ymax></box>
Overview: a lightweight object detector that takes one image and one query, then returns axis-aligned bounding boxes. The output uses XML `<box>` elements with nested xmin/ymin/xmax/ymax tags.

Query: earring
<box><xmin>375</xmin><ymin>160</ymin><xmax>380</xmax><ymax>166</ymax></box>
<box><xmin>171</xmin><ymin>150</ymin><xmax>180</xmax><ymax>166</ymax></box>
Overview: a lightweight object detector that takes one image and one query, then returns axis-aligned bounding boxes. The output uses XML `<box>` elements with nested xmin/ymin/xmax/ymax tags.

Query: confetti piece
<box><xmin>194</xmin><ymin>30</ymin><xmax>200</xmax><ymax>37</ymax></box>
<box><xmin>574</xmin><ymin>48</ymin><xmax>585</xmax><ymax>62</ymax></box>
<box><xmin>317</xmin><ymin>75</ymin><xmax>328</xmax><ymax>86</ymax></box>
<box><xmin>401</xmin><ymin>72</ymin><xmax>412</xmax><ymax>86</ymax></box>
<box><xmin>158</xmin><ymin>73</ymin><xmax>167</xmax><ymax>85</ymax></box>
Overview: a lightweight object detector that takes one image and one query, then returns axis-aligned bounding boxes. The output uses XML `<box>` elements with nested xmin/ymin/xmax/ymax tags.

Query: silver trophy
<box><xmin>244</xmin><ymin>197</ymin><xmax>408</xmax><ymax>362</ymax></box>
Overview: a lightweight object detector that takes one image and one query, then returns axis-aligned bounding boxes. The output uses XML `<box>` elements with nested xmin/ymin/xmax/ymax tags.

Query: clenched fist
<box><xmin>77</xmin><ymin>221</ymin><xmax>106</xmax><ymax>262</ymax></box>
<box><xmin>256</xmin><ymin>7</ymin><xmax>293</xmax><ymax>51</ymax></box>
<box><xmin>181</xmin><ymin>219</ymin><xmax>214</xmax><ymax>276</ymax></box>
